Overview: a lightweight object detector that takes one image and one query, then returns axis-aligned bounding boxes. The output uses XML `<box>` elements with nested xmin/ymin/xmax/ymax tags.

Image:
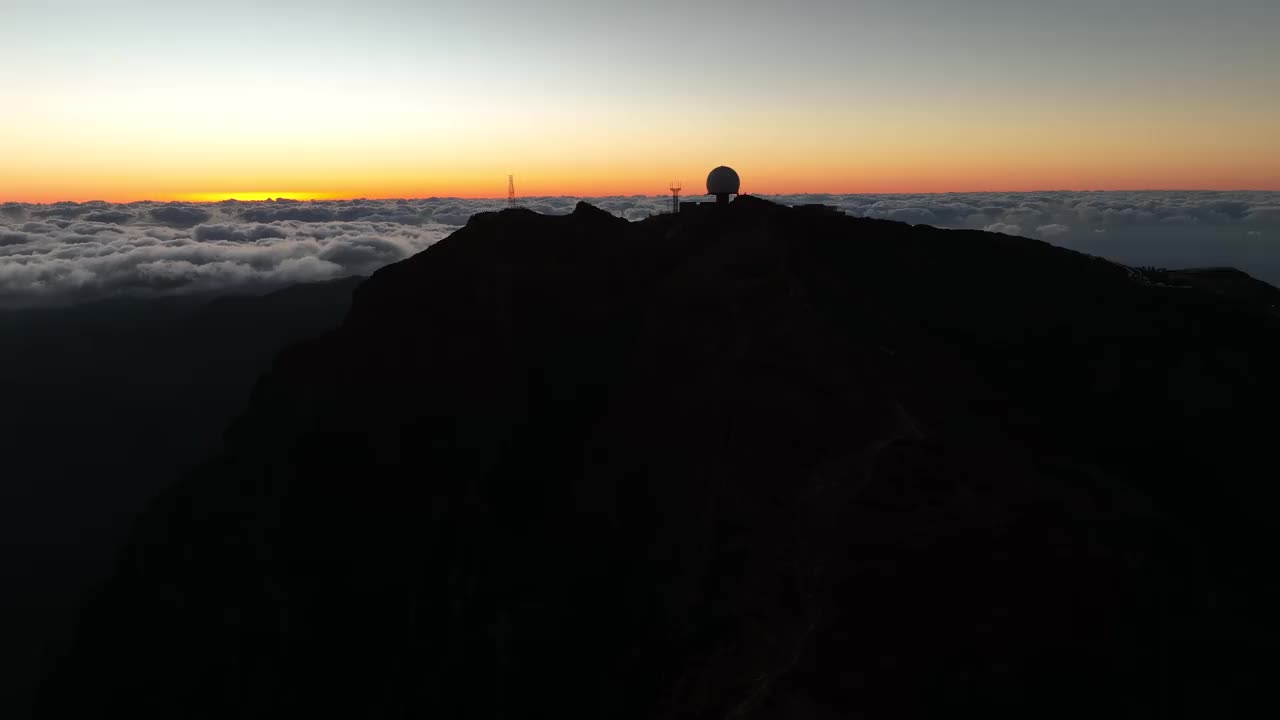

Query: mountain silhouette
<box><xmin>39</xmin><ymin>198</ymin><xmax>1280</xmax><ymax>718</ymax></box>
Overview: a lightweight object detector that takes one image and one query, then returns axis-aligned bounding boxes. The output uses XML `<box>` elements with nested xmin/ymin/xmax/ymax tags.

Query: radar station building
<box><xmin>706</xmin><ymin>166</ymin><xmax>740</xmax><ymax>205</ymax></box>
<box><xmin>679</xmin><ymin>165</ymin><xmax>742</xmax><ymax>213</ymax></box>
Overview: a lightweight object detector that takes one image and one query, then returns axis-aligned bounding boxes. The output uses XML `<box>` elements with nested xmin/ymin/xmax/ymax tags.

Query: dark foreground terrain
<box><xmin>39</xmin><ymin>199</ymin><xmax>1280</xmax><ymax>718</ymax></box>
<box><xmin>0</xmin><ymin>277</ymin><xmax>362</xmax><ymax>716</ymax></box>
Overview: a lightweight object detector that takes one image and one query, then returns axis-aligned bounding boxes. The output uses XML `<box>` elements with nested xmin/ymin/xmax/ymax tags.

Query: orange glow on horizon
<box><xmin>4</xmin><ymin>95</ymin><xmax>1277</xmax><ymax>203</ymax></box>
<box><xmin>7</xmin><ymin>171</ymin><xmax>1280</xmax><ymax>206</ymax></box>
<box><xmin>173</xmin><ymin>191</ymin><xmax>345</xmax><ymax>203</ymax></box>
<box><xmin>4</xmin><ymin>132</ymin><xmax>1278</xmax><ymax>204</ymax></box>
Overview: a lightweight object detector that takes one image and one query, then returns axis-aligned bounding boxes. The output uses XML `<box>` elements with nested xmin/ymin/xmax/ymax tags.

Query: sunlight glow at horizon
<box><xmin>175</xmin><ymin>192</ymin><xmax>344</xmax><ymax>203</ymax></box>
<box><xmin>2</xmin><ymin>1</ymin><xmax>1277</xmax><ymax>202</ymax></box>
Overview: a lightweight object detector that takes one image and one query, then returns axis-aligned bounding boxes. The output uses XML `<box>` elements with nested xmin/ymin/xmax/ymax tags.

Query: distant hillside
<box><xmin>39</xmin><ymin>199</ymin><xmax>1280</xmax><ymax>718</ymax></box>
<box><xmin>0</xmin><ymin>276</ymin><xmax>362</xmax><ymax>718</ymax></box>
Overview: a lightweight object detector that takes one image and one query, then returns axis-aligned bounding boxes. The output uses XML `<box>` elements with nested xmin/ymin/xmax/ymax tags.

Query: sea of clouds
<box><xmin>2</xmin><ymin>191</ymin><xmax>1278</xmax><ymax>305</ymax></box>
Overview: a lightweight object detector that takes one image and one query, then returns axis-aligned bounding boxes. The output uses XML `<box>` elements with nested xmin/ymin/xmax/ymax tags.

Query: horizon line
<box><xmin>6</xmin><ymin>187</ymin><xmax>1279</xmax><ymax>206</ymax></box>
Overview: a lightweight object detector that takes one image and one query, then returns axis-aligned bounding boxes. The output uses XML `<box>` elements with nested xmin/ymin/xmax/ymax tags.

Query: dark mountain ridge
<box><xmin>40</xmin><ymin>198</ymin><xmax>1280</xmax><ymax>718</ymax></box>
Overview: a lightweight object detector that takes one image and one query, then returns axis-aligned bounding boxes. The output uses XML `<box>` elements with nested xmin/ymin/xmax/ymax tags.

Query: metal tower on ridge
<box><xmin>670</xmin><ymin>180</ymin><xmax>681</xmax><ymax>214</ymax></box>
<box><xmin>507</xmin><ymin>175</ymin><xmax>516</xmax><ymax>207</ymax></box>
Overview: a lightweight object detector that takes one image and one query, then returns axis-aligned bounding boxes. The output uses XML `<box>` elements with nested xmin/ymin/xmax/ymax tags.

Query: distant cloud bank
<box><xmin>2</xmin><ymin>191</ymin><xmax>1278</xmax><ymax>305</ymax></box>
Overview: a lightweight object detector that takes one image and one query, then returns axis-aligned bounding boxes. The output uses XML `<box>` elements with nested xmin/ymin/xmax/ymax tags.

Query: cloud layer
<box><xmin>809</xmin><ymin>190</ymin><xmax>1280</xmax><ymax>284</ymax></box>
<box><xmin>0</xmin><ymin>201</ymin><xmax>465</xmax><ymax>305</ymax></box>
<box><xmin>2</xmin><ymin>191</ymin><xmax>1278</xmax><ymax>305</ymax></box>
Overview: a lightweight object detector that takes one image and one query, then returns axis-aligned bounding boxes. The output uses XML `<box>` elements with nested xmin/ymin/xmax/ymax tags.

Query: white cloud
<box><xmin>3</xmin><ymin>190</ymin><xmax>1279</xmax><ymax>305</ymax></box>
<box><xmin>885</xmin><ymin>207</ymin><xmax>938</xmax><ymax>224</ymax></box>
<box><xmin>1035</xmin><ymin>224</ymin><xmax>1071</xmax><ymax>238</ymax></box>
<box><xmin>0</xmin><ymin>206</ymin><xmax>454</xmax><ymax>305</ymax></box>
<box><xmin>1247</xmin><ymin>207</ymin><xmax>1280</xmax><ymax>224</ymax></box>
<box><xmin>984</xmin><ymin>223</ymin><xmax>1023</xmax><ymax>236</ymax></box>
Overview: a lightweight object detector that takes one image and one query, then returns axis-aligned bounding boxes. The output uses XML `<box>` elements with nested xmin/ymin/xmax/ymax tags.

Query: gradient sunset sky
<box><xmin>2</xmin><ymin>0</ymin><xmax>1276</xmax><ymax>202</ymax></box>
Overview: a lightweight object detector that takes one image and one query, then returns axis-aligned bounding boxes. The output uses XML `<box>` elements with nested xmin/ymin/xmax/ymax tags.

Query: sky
<box><xmin>1</xmin><ymin>0</ymin><xmax>1277</xmax><ymax>202</ymax></box>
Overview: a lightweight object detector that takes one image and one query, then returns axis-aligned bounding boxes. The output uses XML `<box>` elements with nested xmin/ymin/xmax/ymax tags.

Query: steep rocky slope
<box><xmin>40</xmin><ymin>198</ymin><xmax>1280</xmax><ymax>718</ymax></box>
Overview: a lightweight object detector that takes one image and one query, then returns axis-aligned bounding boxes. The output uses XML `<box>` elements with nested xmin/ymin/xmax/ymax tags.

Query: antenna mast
<box><xmin>670</xmin><ymin>180</ymin><xmax>681</xmax><ymax>214</ymax></box>
<box><xmin>507</xmin><ymin>175</ymin><xmax>516</xmax><ymax>207</ymax></box>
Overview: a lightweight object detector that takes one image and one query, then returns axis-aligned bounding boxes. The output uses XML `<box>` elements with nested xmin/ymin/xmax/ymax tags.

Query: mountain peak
<box><xmin>41</xmin><ymin>205</ymin><xmax>1280</xmax><ymax>719</ymax></box>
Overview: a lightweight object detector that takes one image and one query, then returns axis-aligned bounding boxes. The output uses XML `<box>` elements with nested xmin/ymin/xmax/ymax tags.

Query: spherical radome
<box><xmin>706</xmin><ymin>166</ymin><xmax>741</xmax><ymax>196</ymax></box>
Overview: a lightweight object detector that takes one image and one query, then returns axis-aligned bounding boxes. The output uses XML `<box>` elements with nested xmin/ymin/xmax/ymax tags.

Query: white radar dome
<box><xmin>706</xmin><ymin>166</ymin><xmax>741</xmax><ymax>196</ymax></box>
